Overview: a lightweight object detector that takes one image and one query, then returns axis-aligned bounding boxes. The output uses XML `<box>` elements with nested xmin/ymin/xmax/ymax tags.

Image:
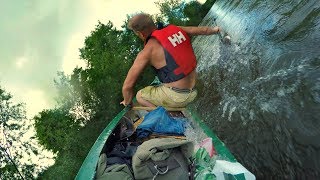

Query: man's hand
<box><xmin>120</xmin><ymin>100</ymin><xmax>132</xmax><ymax>107</ymax></box>
<box><xmin>213</xmin><ymin>26</ymin><xmax>221</xmax><ymax>34</ymax></box>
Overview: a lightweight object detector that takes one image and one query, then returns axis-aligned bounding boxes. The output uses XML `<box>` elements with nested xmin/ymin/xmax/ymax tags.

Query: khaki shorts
<box><xmin>139</xmin><ymin>85</ymin><xmax>197</xmax><ymax>108</ymax></box>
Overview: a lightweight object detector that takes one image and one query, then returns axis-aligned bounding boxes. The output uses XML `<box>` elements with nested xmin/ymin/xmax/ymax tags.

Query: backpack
<box><xmin>96</xmin><ymin>160</ymin><xmax>134</xmax><ymax>180</ymax></box>
<box><xmin>132</xmin><ymin>138</ymin><xmax>194</xmax><ymax>180</ymax></box>
<box><xmin>96</xmin><ymin>141</ymin><xmax>140</xmax><ymax>180</ymax></box>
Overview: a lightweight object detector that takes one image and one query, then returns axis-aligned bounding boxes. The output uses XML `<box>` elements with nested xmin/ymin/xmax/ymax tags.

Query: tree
<box><xmin>34</xmin><ymin>109</ymin><xmax>80</xmax><ymax>153</ymax></box>
<box><xmin>155</xmin><ymin>0</ymin><xmax>188</xmax><ymax>26</ymax></box>
<box><xmin>155</xmin><ymin>0</ymin><xmax>217</xmax><ymax>26</ymax></box>
<box><xmin>0</xmin><ymin>87</ymin><xmax>46</xmax><ymax>179</ymax></box>
<box><xmin>54</xmin><ymin>71</ymin><xmax>91</xmax><ymax>125</ymax></box>
<box><xmin>183</xmin><ymin>1</ymin><xmax>204</xmax><ymax>26</ymax></box>
<box><xmin>78</xmin><ymin>21</ymin><xmax>154</xmax><ymax>117</ymax></box>
<box><xmin>36</xmin><ymin>20</ymin><xmax>154</xmax><ymax>179</ymax></box>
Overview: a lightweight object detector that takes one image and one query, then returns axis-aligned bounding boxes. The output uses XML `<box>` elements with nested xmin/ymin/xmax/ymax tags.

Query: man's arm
<box><xmin>178</xmin><ymin>26</ymin><xmax>221</xmax><ymax>36</ymax></box>
<box><xmin>121</xmin><ymin>48</ymin><xmax>150</xmax><ymax>106</ymax></box>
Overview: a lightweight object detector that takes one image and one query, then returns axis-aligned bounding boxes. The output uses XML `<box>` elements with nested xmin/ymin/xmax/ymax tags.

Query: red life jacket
<box><xmin>146</xmin><ymin>25</ymin><xmax>197</xmax><ymax>83</ymax></box>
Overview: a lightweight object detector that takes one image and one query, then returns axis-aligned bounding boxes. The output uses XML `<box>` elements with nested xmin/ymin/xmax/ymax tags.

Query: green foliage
<box><xmin>37</xmin><ymin>115</ymin><xmax>110</xmax><ymax>180</ymax></box>
<box><xmin>34</xmin><ymin>109</ymin><xmax>80</xmax><ymax>153</ymax></box>
<box><xmin>38</xmin><ymin>19</ymin><xmax>154</xmax><ymax>179</ymax></box>
<box><xmin>156</xmin><ymin>0</ymin><xmax>188</xmax><ymax>26</ymax></box>
<box><xmin>54</xmin><ymin>71</ymin><xmax>78</xmax><ymax>111</ymax></box>
<box><xmin>77</xmin><ymin>21</ymin><xmax>153</xmax><ymax>116</ymax></box>
<box><xmin>0</xmin><ymin>87</ymin><xmax>38</xmax><ymax>179</ymax></box>
<box><xmin>0</xmin><ymin>88</ymin><xmax>25</xmax><ymax>128</ymax></box>
<box><xmin>201</xmin><ymin>0</ymin><xmax>217</xmax><ymax>15</ymax></box>
<box><xmin>183</xmin><ymin>1</ymin><xmax>204</xmax><ymax>26</ymax></box>
<box><xmin>155</xmin><ymin>0</ymin><xmax>216</xmax><ymax>26</ymax></box>
<box><xmin>78</xmin><ymin>22</ymin><xmax>132</xmax><ymax>116</ymax></box>
<box><xmin>54</xmin><ymin>71</ymin><xmax>91</xmax><ymax>125</ymax></box>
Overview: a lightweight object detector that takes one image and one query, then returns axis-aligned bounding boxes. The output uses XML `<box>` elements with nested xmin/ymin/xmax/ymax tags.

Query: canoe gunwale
<box><xmin>185</xmin><ymin>106</ymin><xmax>237</xmax><ymax>162</ymax></box>
<box><xmin>75</xmin><ymin>106</ymin><xmax>130</xmax><ymax>179</ymax></box>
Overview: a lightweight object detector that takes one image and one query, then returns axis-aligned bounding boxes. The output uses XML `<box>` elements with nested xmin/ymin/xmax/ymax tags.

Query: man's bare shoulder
<box><xmin>144</xmin><ymin>38</ymin><xmax>165</xmax><ymax>68</ymax></box>
<box><xmin>146</xmin><ymin>38</ymin><xmax>161</xmax><ymax>47</ymax></box>
<box><xmin>144</xmin><ymin>38</ymin><xmax>162</xmax><ymax>53</ymax></box>
<box><xmin>136</xmin><ymin>39</ymin><xmax>158</xmax><ymax>63</ymax></box>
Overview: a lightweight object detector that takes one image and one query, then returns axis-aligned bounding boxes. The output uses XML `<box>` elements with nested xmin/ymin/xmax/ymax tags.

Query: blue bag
<box><xmin>136</xmin><ymin>106</ymin><xmax>186</xmax><ymax>138</ymax></box>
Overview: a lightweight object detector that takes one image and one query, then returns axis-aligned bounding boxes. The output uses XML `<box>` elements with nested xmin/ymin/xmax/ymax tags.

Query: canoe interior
<box><xmin>76</xmin><ymin>107</ymin><xmax>240</xmax><ymax>179</ymax></box>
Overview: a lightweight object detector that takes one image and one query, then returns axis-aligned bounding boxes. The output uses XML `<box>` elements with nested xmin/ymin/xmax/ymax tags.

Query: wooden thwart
<box><xmin>132</xmin><ymin>106</ymin><xmax>186</xmax><ymax>112</ymax></box>
<box><xmin>149</xmin><ymin>134</ymin><xmax>186</xmax><ymax>140</ymax></box>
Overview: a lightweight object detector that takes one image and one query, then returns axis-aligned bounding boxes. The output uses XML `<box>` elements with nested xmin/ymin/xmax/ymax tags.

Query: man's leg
<box><xmin>136</xmin><ymin>90</ymin><xmax>156</xmax><ymax>108</ymax></box>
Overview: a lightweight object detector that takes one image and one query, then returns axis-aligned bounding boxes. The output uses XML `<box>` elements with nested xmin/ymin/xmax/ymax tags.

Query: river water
<box><xmin>191</xmin><ymin>0</ymin><xmax>320</xmax><ymax>179</ymax></box>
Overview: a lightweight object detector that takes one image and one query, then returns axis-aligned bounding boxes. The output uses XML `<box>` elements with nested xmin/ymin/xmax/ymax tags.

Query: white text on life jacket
<box><xmin>168</xmin><ymin>31</ymin><xmax>186</xmax><ymax>47</ymax></box>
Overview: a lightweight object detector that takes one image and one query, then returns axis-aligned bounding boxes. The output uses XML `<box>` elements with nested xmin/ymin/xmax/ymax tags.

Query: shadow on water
<box><xmin>191</xmin><ymin>0</ymin><xmax>320</xmax><ymax>179</ymax></box>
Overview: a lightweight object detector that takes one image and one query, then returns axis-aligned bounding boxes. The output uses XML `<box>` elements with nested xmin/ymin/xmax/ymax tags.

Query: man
<box><xmin>121</xmin><ymin>13</ymin><xmax>222</xmax><ymax>108</ymax></box>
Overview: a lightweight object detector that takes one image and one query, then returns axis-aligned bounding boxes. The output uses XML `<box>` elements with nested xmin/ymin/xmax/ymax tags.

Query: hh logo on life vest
<box><xmin>168</xmin><ymin>31</ymin><xmax>186</xmax><ymax>47</ymax></box>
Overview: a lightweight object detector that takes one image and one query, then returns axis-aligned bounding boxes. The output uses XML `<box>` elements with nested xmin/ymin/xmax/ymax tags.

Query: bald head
<box><xmin>128</xmin><ymin>13</ymin><xmax>156</xmax><ymax>34</ymax></box>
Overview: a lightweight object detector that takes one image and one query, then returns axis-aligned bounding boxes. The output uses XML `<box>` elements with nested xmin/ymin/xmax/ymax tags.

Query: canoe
<box><xmin>76</xmin><ymin>105</ymin><xmax>255</xmax><ymax>180</ymax></box>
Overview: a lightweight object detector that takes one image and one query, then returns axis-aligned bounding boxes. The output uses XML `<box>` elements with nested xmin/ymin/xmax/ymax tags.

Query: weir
<box><xmin>191</xmin><ymin>0</ymin><xmax>320</xmax><ymax>178</ymax></box>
